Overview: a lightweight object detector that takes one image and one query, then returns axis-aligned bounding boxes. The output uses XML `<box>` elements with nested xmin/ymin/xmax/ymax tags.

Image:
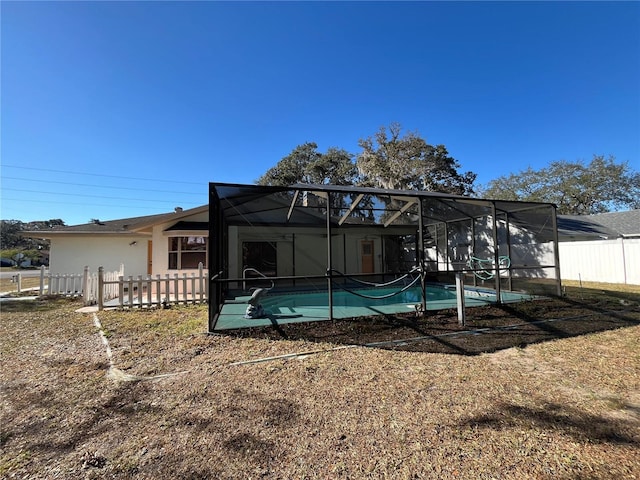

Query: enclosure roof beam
<box><xmin>338</xmin><ymin>193</ymin><xmax>365</xmax><ymax>226</ymax></box>
<box><xmin>383</xmin><ymin>198</ymin><xmax>418</xmax><ymax>227</ymax></box>
<box><xmin>286</xmin><ymin>190</ymin><xmax>300</xmax><ymax>222</ymax></box>
<box><xmin>306</xmin><ymin>189</ymin><xmax>328</xmax><ymax>199</ymax></box>
<box><xmin>493</xmin><ymin>203</ymin><xmax>555</xmax><ymax>215</ymax></box>
<box><xmin>431</xmin><ymin>197</ymin><xmax>479</xmax><ymax>222</ymax></box>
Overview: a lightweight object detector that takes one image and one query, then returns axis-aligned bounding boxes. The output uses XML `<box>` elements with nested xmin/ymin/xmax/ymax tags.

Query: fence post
<box><xmin>146</xmin><ymin>275</ymin><xmax>152</xmax><ymax>306</ymax></box>
<box><xmin>82</xmin><ymin>266</ymin><xmax>90</xmax><ymax>305</ymax></box>
<box><xmin>40</xmin><ymin>265</ymin><xmax>46</xmax><ymax>295</ymax></box>
<box><xmin>198</xmin><ymin>262</ymin><xmax>204</xmax><ymax>302</ymax></box>
<box><xmin>455</xmin><ymin>272</ymin><xmax>466</xmax><ymax>326</ymax></box>
<box><xmin>182</xmin><ymin>274</ymin><xmax>188</xmax><ymax>304</ymax></box>
<box><xmin>128</xmin><ymin>276</ymin><xmax>134</xmax><ymax>308</ymax></box>
<box><xmin>15</xmin><ymin>273</ymin><xmax>22</xmax><ymax>293</ymax></box>
<box><xmin>137</xmin><ymin>275</ymin><xmax>143</xmax><ymax>307</ymax></box>
<box><xmin>119</xmin><ymin>276</ymin><xmax>125</xmax><ymax>308</ymax></box>
<box><xmin>155</xmin><ymin>274</ymin><xmax>162</xmax><ymax>307</ymax></box>
<box><xmin>98</xmin><ymin>267</ymin><xmax>104</xmax><ymax>311</ymax></box>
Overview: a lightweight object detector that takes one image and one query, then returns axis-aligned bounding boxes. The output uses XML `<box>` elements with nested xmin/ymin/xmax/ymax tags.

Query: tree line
<box><xmin>0</xmin><ymin>219</ymin><xmax>65</xmax><ymax>265</ymax></box>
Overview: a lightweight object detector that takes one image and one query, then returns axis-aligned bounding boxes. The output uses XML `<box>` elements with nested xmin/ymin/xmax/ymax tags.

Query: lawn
<box><xmin>1</xmin><ymin>284</ymin><xmax>639</xmax><ymax>479</ymax></box>
<box><xmin>0</xmin><ymin>269</ymin><xmax>42</xmax><ymax>293</ymax></box>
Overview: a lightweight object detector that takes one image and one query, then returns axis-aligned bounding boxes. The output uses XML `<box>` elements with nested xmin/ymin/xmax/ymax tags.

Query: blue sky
<box><xmin>2</xmin><ymin>1</ymin><xmax>639</xmax><ymax>225</ymax></box>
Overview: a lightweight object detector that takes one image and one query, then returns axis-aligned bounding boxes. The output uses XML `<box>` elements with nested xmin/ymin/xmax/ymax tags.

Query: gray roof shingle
<box><xmin>587</xmin><ymin>210</ymin><xmax>640</xmax><ymax>236</ymax></box>
<box><xmin>556</xmin><ymin>215</ymin><xmax>620</xmax><ymax>240</ymax></box>
<box><xmin>22</xmin><ymin>205</ymin><xmax>208</xmax><ymax>236</ymax></box>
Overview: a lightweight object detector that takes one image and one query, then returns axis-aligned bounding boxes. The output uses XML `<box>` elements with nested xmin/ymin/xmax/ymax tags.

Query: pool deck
<box><xmin>212</xmin><ymin>288</ymin><xmax>530</xmax><ymax>331</ymax></box>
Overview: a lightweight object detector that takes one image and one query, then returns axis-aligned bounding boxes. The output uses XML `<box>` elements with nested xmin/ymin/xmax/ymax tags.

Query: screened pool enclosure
<box><xmin>208</xmin><ymin>183</ymin><xmax>562</xmax><ymax>332</ymax></box>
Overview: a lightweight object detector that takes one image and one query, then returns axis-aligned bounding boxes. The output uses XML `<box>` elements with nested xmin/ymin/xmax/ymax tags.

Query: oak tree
<box><xmin>479</xmin><ymin>155</ymin><xmax>640</xmax><ymax>214</ymax></box>
<box><xmin>356</xmin><ymin>123</ymin><xmax>476</xmax><ymax>195</ymax></box>
<box><xmin>256</xmin><ymin>142</ymin><xmax>357</xmax><ymax>186</ymax></box>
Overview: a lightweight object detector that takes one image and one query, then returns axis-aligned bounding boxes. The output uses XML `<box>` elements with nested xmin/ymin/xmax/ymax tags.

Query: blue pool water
<box><xmin>214</xmin><ymin>283</ymin><xmax>534</xmax><ymax>330</ymax></box>
<box><xmin>259</xmin><ymin>283</ymin><xmax>530</xmax><ymax>309</ymax></box>
<box><xmin>260</xmin><ymin>284</ymin><xmax>451</xmax><ymax>309</ymax></box>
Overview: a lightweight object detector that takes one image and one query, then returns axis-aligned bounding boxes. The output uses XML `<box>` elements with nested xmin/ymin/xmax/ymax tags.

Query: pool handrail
<box><xmin>242</xmin><ymin>267</ymin><xmax>275</xmax><ymax>291</ymax></box>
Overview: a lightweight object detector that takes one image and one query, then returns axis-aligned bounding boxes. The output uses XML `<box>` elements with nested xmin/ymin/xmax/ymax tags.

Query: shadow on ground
<box><xmin>461</xmin><ymin>401</ymin><xmax>640</xmax><ymax>446</ymax></box>
<box><xmin>222</xmin><ymin>293</ymin><xmax>640</xmax><ymax>356</ymax></box>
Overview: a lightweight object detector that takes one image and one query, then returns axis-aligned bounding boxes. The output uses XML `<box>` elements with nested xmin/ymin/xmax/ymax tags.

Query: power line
<box><xmin>1</xmin><ymin>176</ymin><xmax>204</xmax><ymax>195</ymax></box>
<box><xmin>1</xmin><ymin>197</ymin><xmax>189</xmax><ymax>211</ymax></box>
<box><xmin>1</xmin><ymin>164</ymin><xmax>203</xmax><ymax>185</ymax></box>
<box><xmin>2</xmin><ymin>187</ymin><xmax>201</xmax><ymax>204</ymax></box>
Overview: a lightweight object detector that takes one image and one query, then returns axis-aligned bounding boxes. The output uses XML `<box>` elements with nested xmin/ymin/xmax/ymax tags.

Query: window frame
<box><xmin>168</xmin><ymin>235</ymin><xmax>208</xmax><ymax>270</ymax></box>
<box><xmin>242</xmin><ymin>240</ymin><xmax>278</xmax><ymax>277</ymax></box>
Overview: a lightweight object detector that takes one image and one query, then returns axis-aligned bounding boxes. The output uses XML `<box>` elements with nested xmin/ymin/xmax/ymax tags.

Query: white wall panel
<box><xmin>559</xmin><ymin>238</ymin><xmax>639</xmax><ymax>285</ymax></box>
<box><xmin>49</xmin><ymin>235</ymin><xmax>148</xmax><ymax>277</ymax></box>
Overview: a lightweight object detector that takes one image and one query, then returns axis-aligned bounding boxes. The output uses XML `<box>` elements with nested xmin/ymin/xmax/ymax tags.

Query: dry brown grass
<box><xmin>0</xmin><ymin>275</ymin><xmax>42</xmax><ymax>293</ymax></box>
<box><xmin>1</xmin><ymin>285</ymin><xmax>639</xmax><ymax>479</ymax></box>
<box><xmin>561</xmin><ymin>279</ymin><xmax>640</xmax><ymax>295</ymax></box>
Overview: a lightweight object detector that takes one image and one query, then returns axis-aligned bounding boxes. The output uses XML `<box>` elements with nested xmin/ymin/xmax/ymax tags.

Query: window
<box><xmin>242</xmin><ymin>241</ymin><xmax>277</xmax><ymax>277</ymax></box>
<box><xmin>383</xmin><ymin>235</ymin><xmax>416</xmax><ymax>272</ymax></box>
<box><xmin>168</xmin><ymin>236</ymin><xmax>208</xmax><ymax>269</ymax></box>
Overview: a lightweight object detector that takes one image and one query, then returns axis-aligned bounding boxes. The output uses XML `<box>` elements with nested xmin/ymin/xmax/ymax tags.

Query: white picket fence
<box><xmin>39</xmin><ymin>264</ymin><xmax>124</xmax><ymax>305</ymax></box>
<box><xmin>98</xmin><ymin>263</ymin><xmax>208</xmax><ymax>310</ymax></box>
<box><xmin>36</xmin><ymin>263</ymin><xmax>209</xmax><ymax>308</ymax></box>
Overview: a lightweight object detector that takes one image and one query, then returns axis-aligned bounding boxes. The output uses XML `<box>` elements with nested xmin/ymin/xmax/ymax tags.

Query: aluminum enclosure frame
<box><xmin>208</xmin><ymin>182</ymin><xmax>562</xmax><ymax>332</ymax></box>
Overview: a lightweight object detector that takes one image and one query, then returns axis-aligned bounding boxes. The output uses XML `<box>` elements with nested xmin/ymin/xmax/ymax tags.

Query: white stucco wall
<box><xmin>230</xmin><ymin>225</ymin><xmax>413</xmax><ymax>280</ymax></box>
<box><xmin>49</xmin><ymin>235</ymin><xmax>149</xmax><ymax>277</ymax></box>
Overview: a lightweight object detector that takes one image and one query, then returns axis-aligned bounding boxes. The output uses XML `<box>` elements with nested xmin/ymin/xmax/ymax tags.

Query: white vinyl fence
<box><xmin>559</xmin><ymin>238</ymin><xmax>640</xmax><ymax>285</ymax></box>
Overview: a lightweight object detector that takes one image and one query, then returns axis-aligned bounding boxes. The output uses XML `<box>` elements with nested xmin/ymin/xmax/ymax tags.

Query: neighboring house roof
<box><xmin>586</xmin><ymin>210</ymin><xmax>640</xmax><ymax>237</ymax></box>
<box><xmin>557</xmin><ymin>215</ymin><xmax>620</xmax><ymax>241</ymax></box>
<box><xmin>557</xmin><ymin>209</ymin><xmax>640</xmax><ymax>240</ymax></box>
<box><xmin>22</xmin><ymin>205</ymin><xmax>208</xmax><ymax>237</ymax></box>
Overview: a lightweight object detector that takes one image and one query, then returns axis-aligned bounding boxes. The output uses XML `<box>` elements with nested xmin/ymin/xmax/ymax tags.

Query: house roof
<box><xmin>556</xmin><ymin>209</ymin><xmax>640</xmax><ymax>240</ymax></box>
<box><xmin>556</xmin><ymin>215</ymin><xmax>620</xmax><ymax>240</ymax></box>
<box><xmin>586</xmin><ymin>210</ymin><xmax>640</xmax><ymax>237</ymax></box>
<box><xmin>22</xmin><ymin>205</ymin><xmax>208</xmax><ymax>237</ymax></box>
<box><xmin>164</xmin><ymin>221</ymin><xmax>209</xmax><ymax>231</ymax></box>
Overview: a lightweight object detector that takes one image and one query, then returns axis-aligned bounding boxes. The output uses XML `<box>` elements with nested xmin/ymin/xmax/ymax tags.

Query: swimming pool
<box><xmin>212</xmin><ymin>283</ymin><xmax>535</xmax><ymax>331</ymax></box>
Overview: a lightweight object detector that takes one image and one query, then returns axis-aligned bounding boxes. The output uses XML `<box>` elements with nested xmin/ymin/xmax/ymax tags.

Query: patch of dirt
<box><xmin>226</xmin><ymin>296</ymin><xmax>640</xmax><ymax>356</ymax></box>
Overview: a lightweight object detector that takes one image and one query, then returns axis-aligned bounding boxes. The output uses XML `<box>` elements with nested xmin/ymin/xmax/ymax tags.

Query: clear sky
<box><xmin>2</xmin><ymin>1</ymin><xmax>639</xmax><ymax>226</ymax></box>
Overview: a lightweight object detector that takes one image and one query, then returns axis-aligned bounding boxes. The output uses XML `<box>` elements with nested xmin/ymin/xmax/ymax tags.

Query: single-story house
<box><xmin>26</xmin><ymin>183</ymin><xmax>564</xmax><ymax>301</ymax></box>
<box><xmin>38</xmin><ymin>183</ymin><xmax>626</xmax><ymax>326</ymax></box>
<box><xmin>23</xmin><ymin>205</ymin><xmax>209</xmax><ymax>279</ymax></box>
